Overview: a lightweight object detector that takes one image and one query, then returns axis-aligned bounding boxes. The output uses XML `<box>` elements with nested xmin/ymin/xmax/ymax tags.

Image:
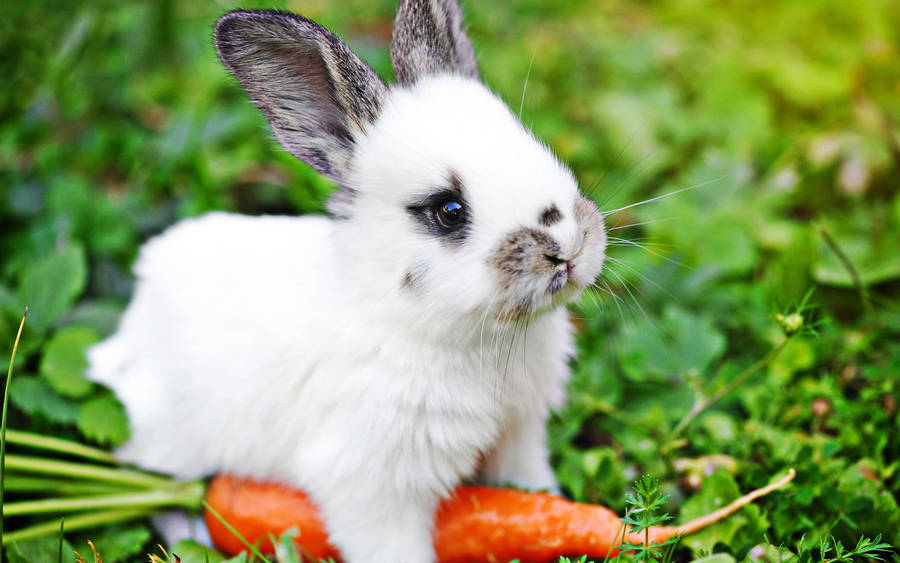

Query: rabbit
<box><xmin>86</xmin><ymin>1</ymin><xmax>607</xmax><ymax>561</ymax></box>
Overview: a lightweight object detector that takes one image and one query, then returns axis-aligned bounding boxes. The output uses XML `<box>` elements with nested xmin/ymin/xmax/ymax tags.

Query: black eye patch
<box><xmin>539</xmin><ymin>205</ymin><xmax>562</xmax><ymax>226</ymax></box>
<box><xmin>405</xmin><ymin>174</ymin><xmax>471</xmax><ymax>246</ymax></box>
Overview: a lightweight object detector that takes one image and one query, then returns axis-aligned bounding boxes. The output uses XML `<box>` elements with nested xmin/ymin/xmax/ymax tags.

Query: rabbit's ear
<box><xmin>215</xmin><ymin>10</ymin><xmax>387</xmax><ymax>183</ymax></box>
<box><xmin>390</xmin><ymin>0</ymin><xmax>480</xmax><ymax>86</ymax></box>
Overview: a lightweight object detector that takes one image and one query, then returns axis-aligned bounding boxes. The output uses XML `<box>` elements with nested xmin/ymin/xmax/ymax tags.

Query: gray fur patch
<box><xmin>401</xmin><ymin>261</ymin><xmax>430</xmax><ymax>292</ymax></box>
<box><xmin>490</xmin><ymin>228</ymin><xmax>561</xmax><ymax>291</ymax></box>
<box><xmin>326</xmin><ymin>187</ymin><xmax>358</xmax><ymax>219</ymax></box>
<box><xmin>214</xmin><ymin>10</ymin><xmax>387</xmax><ymax>200</ymax></box>
<box><xmin>574</xmin><ymin>195</ymin><xmax>604</xmax><ymax>239</ymax></box>
<box><xmin>391</xmin><ymin>0</ymin><xmax>480</xmax><ymax>85</ymax></box>
<box><xmin>538</xmin><ymin>205</ymin><xmax>562</xmax><ymax>227</ymax></box>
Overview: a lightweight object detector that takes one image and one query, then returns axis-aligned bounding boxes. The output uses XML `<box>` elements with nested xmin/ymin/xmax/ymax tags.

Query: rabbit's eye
<box><xmin>436</xmin><ymin>201</ymin><xmax>465</xmax><ymax>229</ymax></box>
<box><xmin>405</xmin><ymin>178</ymin><xmax>471</xmax><ymax>244</ymax></box>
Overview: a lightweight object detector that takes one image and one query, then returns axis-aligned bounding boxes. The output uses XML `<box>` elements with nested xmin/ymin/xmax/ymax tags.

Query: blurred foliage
<box><xmin>1</xmin><ymin>0</ymin><xmax>899</xmax><ymax>560</ymax></box>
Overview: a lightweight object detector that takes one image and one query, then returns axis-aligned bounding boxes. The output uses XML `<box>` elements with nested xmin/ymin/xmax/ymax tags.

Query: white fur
<box><xmin>88</xmin><ymin>75</ymin><xmax>605</xmax><ymax>562</ymax></box>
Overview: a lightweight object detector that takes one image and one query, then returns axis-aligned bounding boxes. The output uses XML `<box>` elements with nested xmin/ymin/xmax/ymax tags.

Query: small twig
<box><xmin>818</xmin><ymin>226</ymin><xmax>872</xmax><ymax>315</ymax></box>
<box><xmin>673</xmin><ymin>469</ymin><xmax>796</xmax><ymax>535</ymax></box>
<box><xmin>1</xmin><ymin>308</ymin><xmax>28</xmax><ymax>557</ymax></box>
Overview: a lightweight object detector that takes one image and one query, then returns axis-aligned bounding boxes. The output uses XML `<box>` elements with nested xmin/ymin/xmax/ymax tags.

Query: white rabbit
<box><xmin>87</xmin><ymin>1</ymin><xmax>607</xmax><ymax>561</ymax></box>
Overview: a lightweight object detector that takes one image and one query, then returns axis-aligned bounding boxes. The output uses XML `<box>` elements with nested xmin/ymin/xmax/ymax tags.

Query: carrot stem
<box><xmin>4</xmin><ymin>482</ymin><xmax>204</xmax><ymax>516</ymax></box>
<box><xmin>3</xmin><ymin>430</ymin><xmax>118</xmax><ymax>465</ymax></box>
<box><xmin>2</xmin><ymin>509</ymin><xmax>153</xmax><ymax>545</ymax></box>
<box><xmin>4</xmin><ymin>455</ymin><xmax>173</xmax><ymax>489</ymax></box>
<box><xmin>2</xmin><ymin>475</ymin><xmax>133</xmax><ymax>495</ymax></box>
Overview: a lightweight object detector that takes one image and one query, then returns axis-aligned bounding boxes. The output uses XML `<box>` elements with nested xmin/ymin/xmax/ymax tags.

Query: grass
<box><xmin>1</xmin><ymin>310</ymin><xmax>28</xmax><ymax>551</ymax></box>
<box><xmin>2</xmin><ymin>0</ymin><xmax>900</xmax><ymax>561</ymax></box>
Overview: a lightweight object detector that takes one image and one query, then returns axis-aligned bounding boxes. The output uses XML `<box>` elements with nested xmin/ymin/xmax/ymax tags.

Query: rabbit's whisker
<box><xmin>607</xmin><ymin>236</ymin><xmax>675</xmax><ymax>248</ymax></box>
<box><xmin>590</xmin><ymin>281</ymin><xmax>628</xmax><ymax>327</ymax></box>
<box><xmin>606</xmin><ymin>239</ymin><xmax>685</xmax><ymax>270</ymax></box>
<box><xmin>583</xmin><ymin>127</ymin><xmax>643</xmax><ymax>202</ymax></box>
<box><xmin>605</xmin><ymin>218</ymin><xmax>675</xmax><ymax>231</ymax></box>
<box><xmin>603</xmin><ymin>267</ymin><xmax>656</xmax><ymax>331</ymax></box>
<box><xmin>604</xmin><ymin>256</ymin><xmax>677</xmax><ymax>300</ymax></box>
<box><xmin>594</xmin><ymin>147</ymin><xmax>657</xmax><ymax>209</ymax></box>
<box><xmin>518</xmin><ymin>28</ymin><xmax>543</xmax><ymax>119</ymax></box>
<box><xmin>603</xmin><ymin>175</ymin><xmax>726</xmax><ymax>215</ymax></box>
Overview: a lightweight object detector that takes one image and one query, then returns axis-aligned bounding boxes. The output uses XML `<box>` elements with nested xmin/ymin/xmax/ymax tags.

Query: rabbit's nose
<box><xmin>544</xmin><ymin>252</ymin><xmax>565</xmax><ymax>267</ymax></box>
<box><xmin>544</xmin><ymin>252</ymin><xmax>574</xmax><ymax>276</ymax></box>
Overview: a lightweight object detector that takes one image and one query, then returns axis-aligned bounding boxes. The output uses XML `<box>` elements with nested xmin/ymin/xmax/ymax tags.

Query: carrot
<box><xmin>204</xmin><ymin>475</ymin><xmax>340</xmax><ymax>560</ymax></box>
<box><xmin>205</xmin><ymin>469</ymin><xmax>795</xmax><ymax>562</ymax></box>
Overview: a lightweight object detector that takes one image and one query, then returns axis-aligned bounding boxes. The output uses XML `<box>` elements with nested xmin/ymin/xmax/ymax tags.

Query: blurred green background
<box><xmin>2</xmin><ymin>0</ymin><xmax>899</xmax><ymax>561</ymax></box>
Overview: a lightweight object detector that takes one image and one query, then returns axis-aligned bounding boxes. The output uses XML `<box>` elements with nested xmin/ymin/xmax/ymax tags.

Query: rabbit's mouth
<box><xmin>490</xmin><ymin>237</ymin><xmax>601</xmax><ymax>317</ymax></box>
<box><xmin>547</xmin><ymin>264</ymin><xmax>575</xmax><ymax>296</ymax></box>
<box><xmin>493</xmin><ymin>270</ymin><xmax>586</xmax><ymax>322</ymax></box>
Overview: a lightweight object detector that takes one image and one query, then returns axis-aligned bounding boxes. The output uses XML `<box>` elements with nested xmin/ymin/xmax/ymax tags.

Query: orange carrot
<box><xmin>205</xmin><ymin>469</ymin><xmax>795</xmax><ymax>562</ymax></box>
<box><xmin>204</xmin><ymin>475</ymin><xmax>340</xmax><ymax>560</ymax></box>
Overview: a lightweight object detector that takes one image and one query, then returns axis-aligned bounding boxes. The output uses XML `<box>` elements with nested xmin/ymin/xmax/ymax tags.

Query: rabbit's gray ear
<box><xmin>215</xmin><ymin>10</ymin><xmax>387</xmax><ymax>183</ymax></box>
<box><xmin>390</xmin><ymin>0</ymin><xmax>480</xmax><ymax>86</ymax></box>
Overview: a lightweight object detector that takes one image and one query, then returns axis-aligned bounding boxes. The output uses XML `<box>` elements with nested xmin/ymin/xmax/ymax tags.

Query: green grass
<box><xmin>2</xmin><ymin>0</ymin><xmax>900</xmax><ymax>561</ymax></box>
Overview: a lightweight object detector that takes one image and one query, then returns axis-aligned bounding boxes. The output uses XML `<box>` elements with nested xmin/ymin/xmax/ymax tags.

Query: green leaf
<box><xmin>18</xmin><ymin>244</ymin><xmax>87</xmax><ymax>334</ymax></box>
<box><xmin>61</xmin><ymin>300</ymin><xmax>123</xmax><ymax>338</ymax></box>
<box><xmin>77</xmin><ymin>394</ymin><xmax>130</xmax><ymax>446</ymax></box>
<box><xmin>40</xmin><ymin>325</ymin><xmax>98</xmax><ymax>398</ymax></box>
<box><xmin>45</xmin><ymin>176</ymin><xmax>136</xmax><ymax>257</ymax></box>
<box><xmin>813</xmin><ymin>228</ymin><xmax>900</xmax><ymax>287</ymax></box>
<box><xmin>619</xmin><ymin>306</ymin><xmax>726</xmax><ymax>382</ymax></box>
<box><xmin>7</xmin><ymin>536</ymin><xmax>77</xmax><ymax>563</ymax></box>
<box><xmin>836</xmin><ymin>460</ymin><xmax>900</xmax><ymax>544</ymax></box>
<box><xmin>768</xmin><ymin>337</ymin><xmax>816</xmax><ymax>383</ymax></box>
<box><xmin>0</xmin><ymin>283</ymin><xmax>18</xmax><ymax>316</ymax></box>
<box><xmin>170</xmin><ymin>539</ymin><xmax>227</xmax><ymax>563</ymax></box>
<box><xmin>696</xmin><ymin>214</ymin><xmax>758</xmax><ymax>275</ymax></box>
<box><xmin>73</xmin><ymin>524</ymin><xmax>151</xmax><ymax>563</ymax></box>
<box><xmin>9</xmin><ymin>376</ymin><xmax>80</xmax><ymax>424</ymax></box>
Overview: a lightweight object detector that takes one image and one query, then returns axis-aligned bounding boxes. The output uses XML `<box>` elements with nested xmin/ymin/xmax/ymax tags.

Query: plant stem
<box><xmin>203</xmin><ymin>499</ymin><xmax>269</xmax><ymax>561</ymax></box>
<box><xmin>1</xmin><ymin>309</ymin><xmax>28</xmax><ymax>558</ymax></box>
<box><xmin>4</xmin><ymin>455</ymin><xmax>174</xmax><ymax>489</ymax></box>
<box><xmin>2</xmin><ymin>475</ymin><xmax>133</xmax><ymax>495</ymax></box>
<box><xmin>2</xmin><ymin>509</ymin><xmax>153</xmax><ymax>545</ymax></box>
<box><xmin>4</xmin><ymin>482</ymin><xmax>204</xmax><ymax>516</ymax></box>
<box><xmin>818</xmin><ymin>226</ymin><xmax>872</xmax><ymax>315</ymax></box>
<box><xmin>667</xmin><ymin>337</ymin><xmax>791</xmax><ymax>442</ymax></box>
<box><xmin>57</xmin><ymin>518</ymin><xmax>63</xmax><ymax>563</ymax></box>
<box><xmin>3</xmin><ymin>431</ymin><xmax>118</xmax><ymax>464</ymax></box>
<box><xmin>643</xmin><ymin>517</ymin><xmax>649</xmax><ymax>562</ymax></box>
<box><xmin>672</xmin><ymin>469</ymin><xmax>796</xmax><ymax>535</ymax></box>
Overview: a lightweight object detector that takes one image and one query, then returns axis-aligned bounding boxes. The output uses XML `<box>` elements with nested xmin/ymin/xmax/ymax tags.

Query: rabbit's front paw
<box><xmin>320</xmin><ymin>491</ymin><xmax>439</xmax><ymax>563</ymax></box>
